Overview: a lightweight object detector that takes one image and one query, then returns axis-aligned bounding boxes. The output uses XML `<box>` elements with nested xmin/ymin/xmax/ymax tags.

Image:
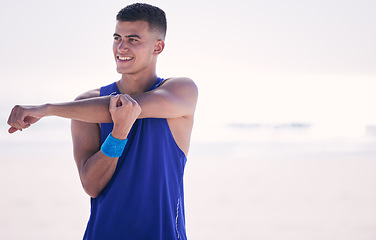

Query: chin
<box><xmin>116</xmin><ymin>67</ymin><xmax>132</xmax><ymax>74</ymax></box>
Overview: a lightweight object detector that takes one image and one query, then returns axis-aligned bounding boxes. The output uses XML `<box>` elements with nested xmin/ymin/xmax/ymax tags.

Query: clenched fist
<box><xmin>109</xmin><ymin>94</ymin><xmax>142</xmax><ymax>139</ymax></box>
<box><xmin>7</xmin><ymin>105</ymin><xmax>46</xmax><ymax>134</ymax></box>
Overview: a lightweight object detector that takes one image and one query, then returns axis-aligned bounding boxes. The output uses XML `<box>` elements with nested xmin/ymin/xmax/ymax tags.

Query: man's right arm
<box><xmin>71</xmin><ymin>89</ymin><xmax>111</xmax><ymax>198</ymax></box>
<box><xmin>71</xmin><ymin>117</ymin><xmax>117</xmax><ymax>198</ymax></box>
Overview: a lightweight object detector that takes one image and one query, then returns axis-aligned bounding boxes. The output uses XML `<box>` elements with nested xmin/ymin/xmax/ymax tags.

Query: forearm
<box><xmin>45</xmin><ymin>96</ymin><xmax>113</xmax><ymax>123</ymax></box>
<box><xmin>80</xmin><ymin>151</ymin><xmax>118</xmax><ymax>198</ymax></box>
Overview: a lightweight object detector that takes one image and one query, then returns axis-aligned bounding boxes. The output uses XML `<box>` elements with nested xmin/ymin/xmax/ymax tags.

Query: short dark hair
<box><xmin>116</xmin><ymin>3</ymin><xmax>167</xmax><ymax>40</ymax></box>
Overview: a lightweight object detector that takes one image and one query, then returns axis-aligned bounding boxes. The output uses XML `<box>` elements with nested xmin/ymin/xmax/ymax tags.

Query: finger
<box><xmin>8</xmin><ymin>116</ymin><xmax>23</xmax><ymax>131</ymax></box>
<box><xmin>109</xmin><ymin>95</ymin><xmax>120</xmax><ymax>110</ymax></box>
<box><xmin>116</xmin><ymin>96</ymin><xmax>123</xmax><ymax>107</ymax></box>
<box><xmin>118</xmin><ymin>94</ymin><xmax>132</xmax><ymax>107</ymax></box>
<box><xmin>8</xmin><ymin>106</ymin><xmax>31</xmax><ymax>131</ymax></box>
<box><xmin>121</xmin><ymin>94</ymin><xmax>137</xmax><ymax>105</ymax></box>
<box><xmin>16</xmin><ymin>118</ymin><xmax>28</xmax><ymax>128</ymax></box>
<box><xmin>11</xmin><ymin>106</ymin><xmax>28</xmax><ymax>128</ymax></box>
<box><xmin>7</xmin><ymin>106</ymin><xmax>18</xmax><ymax>127</ymax></box>
<box><xmin>15</xmin><ymin>111</ymin><xmax>29</xmax><ymax>128</ymax></box>
<box><xmin>8</xmin><ymin>127</ymin><xmax>20</xmax><ymax>134</ymax></box>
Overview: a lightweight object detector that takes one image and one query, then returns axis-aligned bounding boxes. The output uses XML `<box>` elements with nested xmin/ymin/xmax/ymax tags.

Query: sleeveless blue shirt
<box><xmin>83</xmin><ymin>78</ymin><xmax>187</xmax><ymax>240</ymax></box>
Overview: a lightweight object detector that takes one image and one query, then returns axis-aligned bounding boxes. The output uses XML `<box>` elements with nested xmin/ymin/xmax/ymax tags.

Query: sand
<box><xmin>1</xmin><ymin>135</ymin><xmax>376</xmax><ymax>240</ymax></box>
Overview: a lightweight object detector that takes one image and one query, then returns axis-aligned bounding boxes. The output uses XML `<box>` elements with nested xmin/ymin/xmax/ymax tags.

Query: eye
<box><xmin>114</xmin><ymin>36</ymin><xmax>121</xmax><ymax>41</ymax></box>
<box><xmin>129</xmin><ymin>38</ymin><xmax>138</xmax><ymax>42</ymax></box>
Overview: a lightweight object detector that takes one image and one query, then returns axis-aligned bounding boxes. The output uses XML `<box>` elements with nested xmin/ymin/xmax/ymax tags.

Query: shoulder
<box><xmin>162</xmin><ymin>77</ymin><xmax>197</xmax><ymax>88</ymax></box>
<box><xmin>75</xmin><ymin>88</ymin><xmax>100</xmax><ymax>101</ymax></box>
<box><xmin>160</xmin><ymin>77</ymin><xmax>198</xmax><ymax>98</ymax></box>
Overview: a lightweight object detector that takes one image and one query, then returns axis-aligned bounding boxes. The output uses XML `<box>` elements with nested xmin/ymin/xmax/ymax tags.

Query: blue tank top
<box><xmin>83</xmin><ymin>78</ymin><xmax>187</xmax><ymax>240</ymax></box>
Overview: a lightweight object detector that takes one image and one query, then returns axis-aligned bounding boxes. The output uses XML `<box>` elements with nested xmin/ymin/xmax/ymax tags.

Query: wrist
<box><xmin>101</xmin><ymin>132</ymin><xmax>128</xmax><ymax>158</ymax></box>
<box><xmin>111</xmin><ymin>126</ymin><xmax>130</xmax><ymax>140</ymax></box>
<box><xmin>41</xmin><ymin>103</ymin><xmax>53</xmax><ymax>117</ymax></box>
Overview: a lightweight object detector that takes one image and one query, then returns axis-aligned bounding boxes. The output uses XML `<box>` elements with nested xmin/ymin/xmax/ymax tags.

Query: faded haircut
<box><xmin>116</xmin><ymin>3</ymin><xmax>167</xmax><ymax>40</ymax></box>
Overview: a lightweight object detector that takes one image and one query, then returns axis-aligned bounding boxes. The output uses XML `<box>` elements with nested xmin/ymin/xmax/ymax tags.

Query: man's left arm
<box><xmin>7</xmin><ymin>77</ymin><xmax>198</xmax><ymax>133</ymax></box>
<box><xmin>134</xmin><ymin>77</ymin><xmax>198</xmax><ymax>119</ymax></box>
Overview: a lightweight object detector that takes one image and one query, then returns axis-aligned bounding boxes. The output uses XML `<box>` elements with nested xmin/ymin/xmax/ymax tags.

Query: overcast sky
<box><xmin>1</xmin><ymin>0</ymin><xmax>375</xmax><ymax>139</ymax></box>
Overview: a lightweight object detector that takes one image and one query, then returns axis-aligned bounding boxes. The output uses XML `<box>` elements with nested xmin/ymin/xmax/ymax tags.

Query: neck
<box><xmin>117</xmin><ymin>71</ymin><xmax>158</xmax><ymax>95</ymax></box>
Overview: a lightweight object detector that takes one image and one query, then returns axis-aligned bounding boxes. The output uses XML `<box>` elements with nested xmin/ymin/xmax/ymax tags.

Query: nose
<box><xmin>117</xmin><ymin>40</ymin><xmax>129</xmax><ymax>52</ymax></box>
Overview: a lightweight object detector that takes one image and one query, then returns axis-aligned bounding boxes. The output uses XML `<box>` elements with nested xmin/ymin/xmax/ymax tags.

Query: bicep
<box><xmin>71</xmin><ymin>120</ymin><xmax>101</xmax><ymax>172</ymax></box>
<box><xmin>75</xmin><ymin>88</ymin><xmax>100</xmax><ymax>101</ymax></box>
<box><xmin>71</xmin><ymin>88</ymin><xmax>102</xmax><ymax>170</ymax></box>
<box><xmin>135</xmin><ymin>77</ymin><xmax>198</xmax><ymax>119</ymax></box>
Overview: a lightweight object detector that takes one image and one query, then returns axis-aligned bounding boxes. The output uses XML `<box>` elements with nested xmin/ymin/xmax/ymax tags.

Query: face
<box><xmin>113</xmin><ymin>21</ymin><xmax>164</xmax><ymax>75</ymax></box>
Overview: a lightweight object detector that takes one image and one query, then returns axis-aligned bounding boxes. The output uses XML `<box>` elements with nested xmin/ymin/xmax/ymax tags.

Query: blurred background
<box><xmin>1</xmin><ymin>0</ymin><xmax>375</xmax><ymax>239</ymax></box>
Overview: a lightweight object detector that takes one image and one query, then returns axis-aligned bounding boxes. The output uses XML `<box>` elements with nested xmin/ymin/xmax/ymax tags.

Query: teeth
<box><xmin>118</xmin><ymin>56</ymin><xmax>132</xmax><ymax>61</ymax></box>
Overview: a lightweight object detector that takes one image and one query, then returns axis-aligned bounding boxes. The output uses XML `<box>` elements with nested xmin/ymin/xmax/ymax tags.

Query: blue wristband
<box><xmin>101</xmin><ymin>133</ymin><xmax>128</xmax><ymax>158</ymax></box>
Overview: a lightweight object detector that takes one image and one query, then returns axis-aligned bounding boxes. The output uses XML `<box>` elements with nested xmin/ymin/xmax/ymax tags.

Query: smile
<box><xmin>117</xmin><ymin>56</ymin><xmax>134</xmax><ymax>61</ymax></box>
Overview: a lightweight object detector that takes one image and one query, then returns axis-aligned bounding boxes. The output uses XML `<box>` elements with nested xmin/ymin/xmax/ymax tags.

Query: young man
<box><xmin>7</xmin><ymin>3</ymin><xmax>197</xmax><ymax>240</ymax></box>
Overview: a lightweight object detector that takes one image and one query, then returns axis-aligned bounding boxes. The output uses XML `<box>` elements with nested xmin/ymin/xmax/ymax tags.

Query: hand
<box><xmin>109</xmin><ymin>94</ymin><xmax>141</xmax><ymax>139</ymax></box>
<box><xmin>7</xmin><ymin>105</ymin><xmax>47</xmax><ymax>134</ymax></box>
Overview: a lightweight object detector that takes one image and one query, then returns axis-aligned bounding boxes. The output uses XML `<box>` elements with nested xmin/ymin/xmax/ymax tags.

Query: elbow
<box><xmin>81</xmin><ymin>179</ymin><xmax>102</xmax><ymax>198</ymax></box>
<box><xmin>88</xmin><ymin>192</ymin><xmax>100</xmax><ymax>199</ymax></box>
<box><xmin>74</xmin><ymin>94</ymin><xmax>87</xmax><ymax>101</ymax></box>
<box><xmin>83</xmin><ymin>184</ymin><xmax>101</xmax><ymax>199</ymax></box>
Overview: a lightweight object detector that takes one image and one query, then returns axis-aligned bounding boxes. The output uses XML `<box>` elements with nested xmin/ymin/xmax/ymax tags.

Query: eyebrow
<box><xmin>113</xmin><ymin>33</ymin><xmax>142</xmax><ymax>39</ymax></box>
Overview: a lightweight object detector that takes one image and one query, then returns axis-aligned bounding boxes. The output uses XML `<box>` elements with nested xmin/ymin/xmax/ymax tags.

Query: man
<box><xmin>7</xmin><ymin>3</ymin><xmax>197</xmax><ymax>240</ymax></box>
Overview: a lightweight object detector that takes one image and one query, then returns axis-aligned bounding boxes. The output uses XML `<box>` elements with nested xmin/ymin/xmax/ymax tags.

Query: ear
<box><xmin>153</xmin><ymin>40</ymin><xmax>165</xmax><ymax>55</ymax></box>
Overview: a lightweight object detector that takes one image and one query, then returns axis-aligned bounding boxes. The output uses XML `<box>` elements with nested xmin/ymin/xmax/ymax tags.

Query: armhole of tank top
<box><xmin>163</xmin><ymin>119</ymin><xmax>187</xmax><ymax>159</ymax></box>
<box><xmin>158</xmin><ymin>78</ymin><xmax>169</xmax><ymax>87</ymax></box>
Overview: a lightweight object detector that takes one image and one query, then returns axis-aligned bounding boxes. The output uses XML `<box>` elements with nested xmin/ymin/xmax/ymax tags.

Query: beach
<box><xmin>1</xmin><ymin>119</ymin><xmax>376</xmax><ymax>239</ymax></box>
<box><xmin>186</xmin><ymin>142</ymin><xmax>376</xmax><ymax>239</ymax></box>
<box><xmin>1</xmin><ymin>0</ymin><xmax>375</xmax><ymax>238</ymax></box>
